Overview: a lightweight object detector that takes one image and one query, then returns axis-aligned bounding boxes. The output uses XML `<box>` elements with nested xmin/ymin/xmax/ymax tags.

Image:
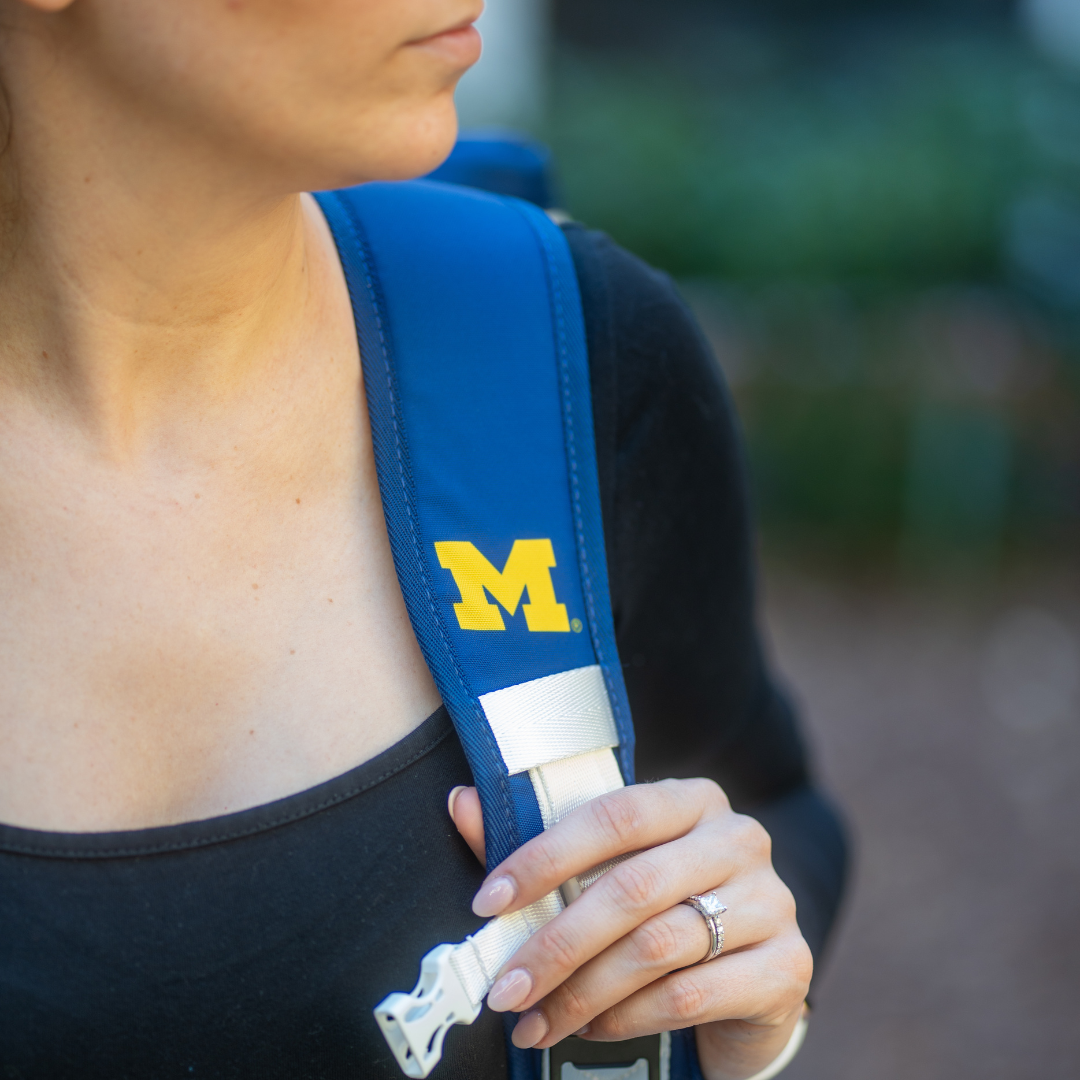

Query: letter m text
<box><xmin>434</xmin><ymin>539</ymin><xmax>570</xmax><ymax>632</ymax></box>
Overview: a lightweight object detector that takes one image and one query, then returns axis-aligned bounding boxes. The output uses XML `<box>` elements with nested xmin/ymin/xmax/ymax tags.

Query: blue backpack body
<box><xmin>314</xmin><ymin>181</ymin><xmax>703</xmax><ymax>1080</ymax></box>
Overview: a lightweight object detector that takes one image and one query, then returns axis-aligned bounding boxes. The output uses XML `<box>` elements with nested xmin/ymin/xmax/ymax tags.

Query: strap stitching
<box><xmin>517</xmin><ymin>206</ymin><xmax>626</xmax><ymax>743</ymax></box>
<box><xmin>331</xmin><ymin>192</ymin><xmax>519</xmax><ymax>855</ymax></box>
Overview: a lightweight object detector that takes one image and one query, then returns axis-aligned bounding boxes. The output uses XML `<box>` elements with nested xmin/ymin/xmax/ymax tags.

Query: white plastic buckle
<box><xmin>374</xmin><ymin>943</ymin><xmax>482</xmax><ymax>1079</ymax></box>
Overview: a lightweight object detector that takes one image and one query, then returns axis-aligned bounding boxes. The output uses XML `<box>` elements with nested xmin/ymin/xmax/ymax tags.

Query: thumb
<box><xmin>447</xmin><ymin>785</ymin><xmax>486</xmax><ymax>865</ymax></box>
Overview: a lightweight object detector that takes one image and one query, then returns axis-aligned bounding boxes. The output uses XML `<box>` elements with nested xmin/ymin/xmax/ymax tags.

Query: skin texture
<box><xmin>0</xmin><ymin>0</ymin><xmax>480</xmax><ymax>828</ymax></box>
<box><xmin>0</xmin><ymin>2</ymin><xmax>811</xmax><ymax>1076</ymax></box>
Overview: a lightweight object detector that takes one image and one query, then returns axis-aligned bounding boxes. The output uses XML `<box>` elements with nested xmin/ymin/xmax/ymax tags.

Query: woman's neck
<box><xmin>0</xmin><ymin>34</ymin><xmax>330</xmax><ymax>462</ymax></box>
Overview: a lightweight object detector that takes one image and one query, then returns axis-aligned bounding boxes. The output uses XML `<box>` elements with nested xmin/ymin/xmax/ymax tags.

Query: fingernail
<box><xmin>472</xmin><ymin>875</ymin><xmax>515</xmax><ymax>917</ymax></box>
<box><xmin>486</xmin><ymin>968</ymin><xmax>532</xmax><ymax>1012</ymax></box>
<box><xmin>447</xmin><ymin>786</ymin><xmax>467</xmax><ymax>820</ymax></box>
<box><xmin>511</xmin><ymin>1009</ymin><xmax>549</xmax><ymax>1049</ymax></box>
<box><xmin>575</xmin><ymin>1024</ymin><xmax>591</xmax><ymax>1037</ymax></box>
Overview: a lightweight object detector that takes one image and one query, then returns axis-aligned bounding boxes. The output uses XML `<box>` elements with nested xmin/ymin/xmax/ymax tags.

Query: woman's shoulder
<box><xmin>560</xmin><ymin>222</ymin><xmax>738</xmax><ymax>453</ymax></box>
<box><xmin>561</xmin><ymin>223</ymin><xmax>683</xmax><ymax>301</ymax></box>
<box><xmin>561</xmin><ymin>222</ymin><xmax>711</xmax><ymax>370</ymax></box>
<box><xmin>559</xmin><ymin>222</ymin><xmax>746</xmax><ymax>560</ymax></box>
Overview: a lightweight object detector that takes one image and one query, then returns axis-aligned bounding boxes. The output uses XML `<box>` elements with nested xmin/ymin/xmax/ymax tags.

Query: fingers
<box><xmin>447</xmin><ymin>785</ymin><xmax>485</xmax><ymax>864</ymax></box>
<box><xmin>586</xmin><ymin>932</ymin><xmax>812</xmax><ymax>1041</ymax></box>
<box><xmin>489</xmin><ymin>870</ymin><xmax>783</xmax><ymax>1040</ymax></box>
<box><xmin>534</xmin><ymin>884</ymin><xmax>794</xmax><ymax>1047</ymax></box>
<box><xmin>498</xmin><ymin>837</ymin><xmax>721</xmax><ymax>1001</ymax></box>
<box><xmin>526</xmin><ymin>903</ymin><xmax>709</xmax><ymax>1045</ymax></box>
<box><xmin>485</xmin><ymin>815</ymin><xmax>775</xmax><ymax>1015</ymax></box>
<box><xmin>472</xmin><ymin>778</ymin><xmax>730</xmax><ymax>917</ymax></box>
<box><xmin>460</xmin><ymin>775</ymin><xmax>811</xmax><ymax>1071</ymax></box>
<box><xmin>488</xmin><ymin>900</ymin><xmax>707</xmax><ymax>1016</ymax></box>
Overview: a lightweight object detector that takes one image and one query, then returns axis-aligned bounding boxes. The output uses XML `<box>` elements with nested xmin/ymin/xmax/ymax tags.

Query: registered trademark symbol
<box><xmin>570</xmin><ymin>618</ymin><xmax>583</xmax><ymax>633</ymax></box>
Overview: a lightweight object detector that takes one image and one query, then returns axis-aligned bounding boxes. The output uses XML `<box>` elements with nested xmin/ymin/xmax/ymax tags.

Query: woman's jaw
<box><xmin>0</xmin><ymin>0</ymin><xmax>486</xmax><ymax>193</ymax></box>
<box><xmin>0</xmin><ymin>0</ymin><xmax>485</xmax><ymax>441</ymax></box>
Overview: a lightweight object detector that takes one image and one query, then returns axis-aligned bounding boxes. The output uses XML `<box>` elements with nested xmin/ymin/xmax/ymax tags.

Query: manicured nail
<box><xmin>447</xmin><ymin>786</ymin><xmax>467</xmax><ymax>820</ymax></box>
<box><xmin>486</xmin><ymin>968</ymin><xmax>532</xmax><ymax>1013</ymax></box>
<box><xmin>472</xmin><ymin>875</ymin><xmax>515</xmax><ymax>917</ymax></box>
<box><xmin>511</xmin><ymin>1009</ymin><xmax>549</xmax><ymax>1049</ymax></box>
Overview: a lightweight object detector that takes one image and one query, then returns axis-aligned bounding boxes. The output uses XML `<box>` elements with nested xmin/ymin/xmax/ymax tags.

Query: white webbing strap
<box><xmin>448</xmin><ymin>891</ymin><xmax>565</xmax><ymax>1006</ymax></box>
<box><xmin>529</xmin><ymin>745</ymin><xmax>625</xmax><ymax>826</ymax></box>
<box><xmin>530</xmin><ymin>745</ymin><xmax>630</xmax><ymax>900</ymax></box>
<box><xmin>479</xmin><ymin>665</ymin><xmax>619</xmax><ymax>774</ymax></box>
<box><xmin>375</xmin><ymin>668</ymin><xmax>627</xmax><ymax>1077</ymax></box>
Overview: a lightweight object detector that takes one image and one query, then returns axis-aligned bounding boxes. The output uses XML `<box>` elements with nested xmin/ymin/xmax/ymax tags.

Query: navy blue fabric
<box><xmin>507</xmin><ymin>773</ymin><xmax>545</xmax><ymax>842</ymax></box>
<box><xmin>314</xmin><ymin>181</ymin><xmax>633</xmax><ymax>870</ymax></box>
<box><xmin>504</xmin><ymin>1019</ymin><xmax>541</xmax><ymax>1080</ymax></box>
<box><xmin>670</xmin><ymin>1030</ymin><xmax>707</xmax><ymax>1080</ymax></box>
<box><xmin>532</xmin><ymin>200</ymin><xmax>636</xmax><ymax>786</ymax></box>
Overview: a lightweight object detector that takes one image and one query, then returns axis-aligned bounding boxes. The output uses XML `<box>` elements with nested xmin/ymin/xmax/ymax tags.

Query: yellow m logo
<box><xmin>434</xmin><ymin>539</ymin><xmax>571</xmax><ymax>632</ymax></box>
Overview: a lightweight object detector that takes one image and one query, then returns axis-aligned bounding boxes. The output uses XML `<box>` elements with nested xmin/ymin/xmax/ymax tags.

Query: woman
<box><xmin>0</xmin><ymin>1</ymin><xmax>846</xmax><ymax>1077</ymax></box>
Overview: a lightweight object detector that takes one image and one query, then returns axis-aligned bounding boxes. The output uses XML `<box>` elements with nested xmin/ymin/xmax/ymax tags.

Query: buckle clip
<box><xmin>374</xmin><ymin>943</ymin><xmax>482</xmax><ymax>1079</ymax></box>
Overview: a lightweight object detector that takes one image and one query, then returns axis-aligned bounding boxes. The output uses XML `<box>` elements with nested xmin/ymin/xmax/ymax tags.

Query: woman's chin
<box><xmin>310</xmin><ymin>100</ymin><xmax>459</xmax><ymax>191</ymax></box>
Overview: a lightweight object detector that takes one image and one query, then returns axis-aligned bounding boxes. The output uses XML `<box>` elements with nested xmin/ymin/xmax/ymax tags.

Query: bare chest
<box><xmin>0</xmin><ymin>401</ymin><xmax>440</xmax><ymax>832</ymax></box>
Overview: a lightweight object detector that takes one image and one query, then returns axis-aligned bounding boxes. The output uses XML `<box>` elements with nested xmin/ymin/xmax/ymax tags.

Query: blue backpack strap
<box><xmin>315</xmin><ymin>181</ymin><xmax>700</xmax><ymax>1080</ymax></box>
<box><xmin>425</xmin><ymin>131</ymin><xmax>558</xmax><ymax>208</ymax></box>
<box><xmin>315</xmin><ymin>180</ymin><xmax>634</xmax><ymax>866</ymax></box>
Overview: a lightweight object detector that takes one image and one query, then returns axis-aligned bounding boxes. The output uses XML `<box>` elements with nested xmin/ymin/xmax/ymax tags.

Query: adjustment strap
<box><xmin>449</xmin><ymin>892</ymin><xmax>564</xmax><ymax>1006</ymax></box>
<box><xmin>375</xmin><ymin>734</ymin><xmax>627</xmax><ymax>1077</ymax></box>
<box><xmin>529</xmin><ymin>746</ymin><xmax>630</xmax><ymax>901</ymax></box>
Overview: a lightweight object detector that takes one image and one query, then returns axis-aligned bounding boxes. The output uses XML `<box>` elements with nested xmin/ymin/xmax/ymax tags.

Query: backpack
<box><xmin>314</xmin><ymin>179</ymin><xmax>704</xmax><ymax>1080</ymax></box>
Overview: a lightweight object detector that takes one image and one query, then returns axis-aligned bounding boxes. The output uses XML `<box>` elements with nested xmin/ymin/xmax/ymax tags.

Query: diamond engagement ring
<box><xmin>681</xmin><ymin>890</ymin><xmax>728</xmax><ymax>964</ymax></box>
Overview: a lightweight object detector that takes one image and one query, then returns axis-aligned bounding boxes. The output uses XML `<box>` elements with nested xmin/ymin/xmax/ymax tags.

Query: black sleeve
<box><xmin>564</xmin><ymin>223</ymin><xmax>848</xmax><ymax>967</ymax></box>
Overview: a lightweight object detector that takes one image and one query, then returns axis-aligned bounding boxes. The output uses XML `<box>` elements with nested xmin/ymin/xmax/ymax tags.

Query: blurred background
<box><xmin>456</xmin><ymin>0</ymin><xmax>1080</xmax><ymax>1076</ymax></box>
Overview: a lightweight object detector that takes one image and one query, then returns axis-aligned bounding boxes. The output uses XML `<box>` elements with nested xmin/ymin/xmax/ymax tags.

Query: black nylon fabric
<box><xmin>567</xmin><ymin>224</ymin><xmax>847</xmax><ymax>964</ymax></box>
<box><xmin>566</xmin><ymin>224</ymin><xmax>810</xmax><ymax>805</ymax></box>
<box><xmin>0</xmin><ymin>227</ymin><xmax>846</xmax><ymax>1079</ymax></box>
<box><xmin>0</xmin><ymin>709</ymin><xmax>508</xmax><ymax>1080</ymax></box>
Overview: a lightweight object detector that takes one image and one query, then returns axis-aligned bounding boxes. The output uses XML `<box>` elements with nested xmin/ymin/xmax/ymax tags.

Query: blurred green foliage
<box><xmin>678</xmin><ymin>282</ymin><xmax>1080</xmax><ymax>569</ymax></box>
<box><xmin>546</xmin><ymin>26</ymin><xmax>1080</xmax><ymax>570</ymax></box>
<box><xmin>548</xmin><ymin>31</ymin><xmax>1031</xmax><ymax>284</ymax></box>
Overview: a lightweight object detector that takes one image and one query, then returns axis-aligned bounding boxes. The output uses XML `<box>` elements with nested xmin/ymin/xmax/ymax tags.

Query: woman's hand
<box><xmin>448</xmin><ymin>779</ymin><xmax>811</xmax><ymax>1080</ymax></box>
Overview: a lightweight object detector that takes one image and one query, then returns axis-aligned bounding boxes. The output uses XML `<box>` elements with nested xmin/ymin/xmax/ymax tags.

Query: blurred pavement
<box><xmin>762</xmin><ymin>565</ymin><xmax>1080</xmax><ymax>1079</ymax></box>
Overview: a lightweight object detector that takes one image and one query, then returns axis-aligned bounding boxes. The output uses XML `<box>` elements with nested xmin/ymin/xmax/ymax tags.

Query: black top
<box><xmin>0</xmin><ymin>227</ymin><xmax>847</xmax><ymax>1079</ymax></box>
